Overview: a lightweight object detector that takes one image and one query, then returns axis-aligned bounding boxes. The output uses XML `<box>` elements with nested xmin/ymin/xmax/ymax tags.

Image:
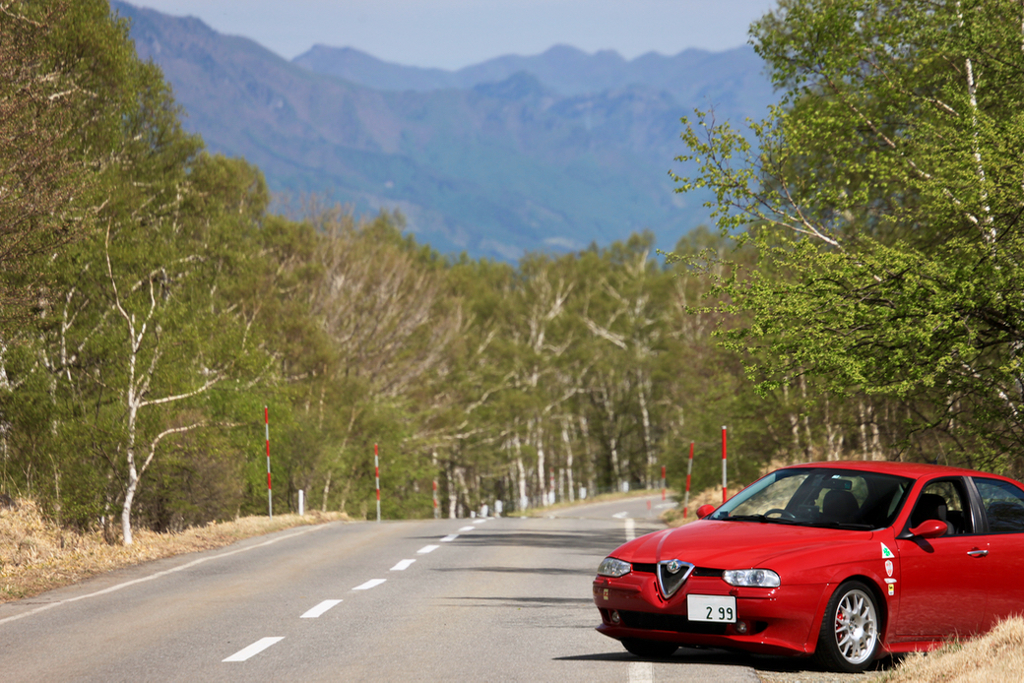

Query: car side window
<box><xmin>974</xmin><ymin>478</ymin><xmax>1024</xmax><ymax>533</ymax></box>
<box><xmin>911</xmin><ymin>480</ymin><xmax>971</xmax><ymax>534</ymax></box>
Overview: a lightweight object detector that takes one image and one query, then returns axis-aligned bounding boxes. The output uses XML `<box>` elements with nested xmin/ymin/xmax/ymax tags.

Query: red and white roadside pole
<box><xmin>683</xmin><ymin>441</ymin><xmax>694</xmax><ymax>518</ymax></box>
<box><xmin>375</xmin><ymin>443</ymin><xmax>381</xmax><ymax>523</ymax></box>
<box><xmin>432</xmin><ymin>479</ymin><xmax>439</xmax><ymax>519</ymax></box>
<box><xmin>265</xmin><ymin>406</ymin><xmax>272</xmax><ymax>519</ymax></box>
<box><xmin>722</xmin><ymin>425</ymin><xmax>728</xmax><ymax>503</ymax></box>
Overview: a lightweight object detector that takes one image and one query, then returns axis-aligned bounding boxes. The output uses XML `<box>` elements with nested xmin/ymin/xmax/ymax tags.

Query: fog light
<box><xmin>735</xmin><ymin>620</ymin><xmax>748</xmax><ymax>634</ymax></box>
<box><xmin>610</xmin><ymin>610</ymin><xmax>621</xmax><ymax>625</ymax></box>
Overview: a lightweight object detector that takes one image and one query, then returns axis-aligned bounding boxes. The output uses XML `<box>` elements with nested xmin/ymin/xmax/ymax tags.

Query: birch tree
<box><xmin>0</xmin><ymin>0</ymin><xmax>134</xmax><ymax>328</ymax></box>
<box><xmin>671</xmin><ymin>0</ymin><xmax>1024</xmax><ymax>470</ymax></box>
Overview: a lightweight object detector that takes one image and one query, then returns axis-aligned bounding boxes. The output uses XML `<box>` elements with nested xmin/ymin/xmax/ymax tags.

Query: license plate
<box><xmin>687</xmin><ymin>595</ymin><xmax>736</xmax><ymax>623</ymax></box>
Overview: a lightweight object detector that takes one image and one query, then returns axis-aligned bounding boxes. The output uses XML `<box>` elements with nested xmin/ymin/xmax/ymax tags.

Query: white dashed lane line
<box><xmin>628</xmin><ymin>661</ymin><xmax>654</xmax><ymax>683</ymax></box>
<box><xmin>218</xmin><ymin>523</ymin><xmax>494</xmax><ymax>666</ymax></box>
<box><xmin>223</xmin><ymin>637</ymin><xmax>284</xmax><ymax>662</ymax></box>
<box><xmin>222</xmin><ymin>523</ymin><xmax>491</xmax><ymax>665</ymax></box>
<box><xmin>300</xmin><ymin>600</ymin><xmax>342</xmax><ymax>618</ymax></box>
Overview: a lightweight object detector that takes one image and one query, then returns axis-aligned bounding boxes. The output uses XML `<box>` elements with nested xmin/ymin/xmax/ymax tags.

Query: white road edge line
<box><xmin>472</xmin><ymin>519</ymin><xmax>488</xmax><ymax>524</ymax></box>
<box><xmin>353</xmin><ymin>579</ymin><xmax>386</xmax><ymax>591</ymax></box>
<box><xmin>390</xmin><ymin>559</ymin><xmax>416</xmax><ymax>571</ymax></box>
<box><xmin>417</xmin><ymin>544</ymin><xmax>439</xmax><ymax>554</ymax></box>
<box><xmin>612</xmin><ymin>511</ymin><xmax>629</xmax><ymax>519</ymax></box>
<box><xmin>440</xmin><ymin>534</ymin><xmax>459</xmax><ymax>542</ymax></box>
<box><xmin>0</xmin><ymin>525</ymin><xmax>326</xmax><ymax>626</ymax></box>
<box><xmin>458</xmin><ymin>526</ymin><xmax>476</xmax><ymax>532</ymax></box>
<box><xmin>300</xmin><ymin>599</ymin><xmax>342</xmax><ymax>618</ymax></box>
<box><xmin>223</xmin><ymin>637</ymin><xmax>284</xmax><ymax>662</ymax></box>
<box><xmin>627</xmin><ymin>661</ymin><xmax>654</xmax><ymax>683</ymax></box>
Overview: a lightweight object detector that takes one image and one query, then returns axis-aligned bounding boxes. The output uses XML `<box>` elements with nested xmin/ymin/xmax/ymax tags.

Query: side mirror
<box><xmin>696</xmin><ymin>504</ymin><xmax>716</xmax><ymax>519</ymax></box>
<box><xmin>909</xmin><ymin>519</ymin><xmax>947</xmax><ymax>539</ymax></box>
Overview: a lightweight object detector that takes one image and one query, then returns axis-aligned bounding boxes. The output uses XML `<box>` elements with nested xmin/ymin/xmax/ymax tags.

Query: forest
<box><xmin>2</xmin><ymin>0</ymin><xmax>1023</xmax><ymax>545</ymax></box>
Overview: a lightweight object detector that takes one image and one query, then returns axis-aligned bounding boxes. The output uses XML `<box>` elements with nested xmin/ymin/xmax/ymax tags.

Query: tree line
<box><xmin>3</xmin><ymin>0</ymin><xmax>1022</xmax><ymax>545</ymax></box>
<box><xmin>672</xmin><ymin>0</ymin><xmax>1024</xmax><ymax>481</ymax></box>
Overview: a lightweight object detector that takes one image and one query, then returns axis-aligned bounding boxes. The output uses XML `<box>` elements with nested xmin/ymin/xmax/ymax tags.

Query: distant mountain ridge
<box><xmin>112</xmin><ymin>1</ymin><xmax>776</xmax><ymax>260</ymax></box>
<box><xmin>294</xmin><ymin>44</ymin><xmax>771</xmax><ymax>113</ymax></box>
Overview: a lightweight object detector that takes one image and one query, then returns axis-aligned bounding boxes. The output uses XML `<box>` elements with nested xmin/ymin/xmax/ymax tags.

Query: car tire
<box><xmin>814</xmin><ymin>580</ymin><xmax>880</xmax><ymax>673</ymax></box>
<box><xmin>622</xmin><ymin>639</ymin><xmax>678</xmax><ymax>659</ymax></box>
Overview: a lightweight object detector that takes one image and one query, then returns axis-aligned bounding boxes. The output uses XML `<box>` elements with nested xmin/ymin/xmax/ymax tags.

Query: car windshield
<box><xmin>708</xmin><ymin>468</ymin><xmax>913</xmax><ymax>530</ymax></box>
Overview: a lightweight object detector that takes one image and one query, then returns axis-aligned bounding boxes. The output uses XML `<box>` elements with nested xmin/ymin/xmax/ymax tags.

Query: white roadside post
<box><xmin>375</xmin><ymin>443</ymin><xmax>381</xmax><ymax>523</ymax></box>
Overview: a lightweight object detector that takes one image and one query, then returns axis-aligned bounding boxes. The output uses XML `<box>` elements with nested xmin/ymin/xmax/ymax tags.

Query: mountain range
<box><xmin>112</xmin><ymin>2</ymin><xmax>777</xmax><ymax>260</ymax></box>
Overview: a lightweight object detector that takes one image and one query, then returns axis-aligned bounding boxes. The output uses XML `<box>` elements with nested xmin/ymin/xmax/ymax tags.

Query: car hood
<box><xmin>619</xmin><ymin>519</ymin><xmax>873</xmax><ymax>569</ymax></box>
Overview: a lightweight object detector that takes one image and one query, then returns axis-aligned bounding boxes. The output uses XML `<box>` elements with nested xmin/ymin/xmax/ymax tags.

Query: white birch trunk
<box><xmin>858</xmin><ymin>400</ymin><xmax>871</xmax><ymax>460</ymax></box>
<box><xmin>561</xmin><ymin>422</ymin><xmax>575</xmax><ymax>502</ymax></box>
<box><xmin>533</xmin><ymin>420</ymin><xmax>546</xmax><ymax>506</ymax></box>
<box><xmin>636</xmin><ymin>372</ymin><xmax>654</xmax><ymax>488</ymax></box>
<box><xmin>447</xmin><ymin>462</ymin><xmax>458</xmax><ymax>519</ymax></box>
<box><xmin>514</xmin><ymin>433</ymin><xmax>528</xmax><ymax>510</ymax></box>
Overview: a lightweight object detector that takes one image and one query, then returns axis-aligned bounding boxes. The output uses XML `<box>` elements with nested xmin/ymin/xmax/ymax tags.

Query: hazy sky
<box><xmin>122</xmin><ymin>0</ymin><xmax>777</xmax><ymax>70</ymax></box>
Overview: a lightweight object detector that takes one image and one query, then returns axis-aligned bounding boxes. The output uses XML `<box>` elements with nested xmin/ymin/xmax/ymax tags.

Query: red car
<box><xmin>593</xmin><ymin>461</ymin><xmax>1024</xmax><ymax>672</ymax></box>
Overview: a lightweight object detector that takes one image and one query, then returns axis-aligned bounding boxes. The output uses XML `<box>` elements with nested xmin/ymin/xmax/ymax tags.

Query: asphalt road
<box><xmin>0</xmin><ymin>494</ymin><xmax>770</xmax><ymax>682</ymax></box>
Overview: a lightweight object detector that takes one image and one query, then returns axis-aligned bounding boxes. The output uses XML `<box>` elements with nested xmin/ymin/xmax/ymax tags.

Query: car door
<box><xmin>970</xmin><ymin>476</ymin><xmax>1024</xmax><ymax>631</ymax></box>
<box><xmin>893</xmin><ymin>478</ymin><xmax>989</xmax><ymax>639</ymax></box>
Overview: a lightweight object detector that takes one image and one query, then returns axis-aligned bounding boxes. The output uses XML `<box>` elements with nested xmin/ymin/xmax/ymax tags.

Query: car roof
<box><xmin>780</xmin><ymin>460</ymin><xmax>1015</xmax><ymax>482</ymax></box>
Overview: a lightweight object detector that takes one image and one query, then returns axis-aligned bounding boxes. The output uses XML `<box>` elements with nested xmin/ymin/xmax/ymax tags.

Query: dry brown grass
<box><xmin>875</xmin><ymin>617</ymin><xmax>1024</xmax><ymax>683</ymax></box>
<box><xmin>0</xmin><ymin>498</ymin><xmax>347</xmax><ymax>603</ymax></box>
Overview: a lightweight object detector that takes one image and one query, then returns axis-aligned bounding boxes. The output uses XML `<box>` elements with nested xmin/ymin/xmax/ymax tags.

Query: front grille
<box><xmin>631</xmin><ymin>563</ymin><xmax>722</xmax><ymax>578</ymax></box>
<box><xmin>692</xmin><ymin>567</ymin><xmax>723</xmax><ymax>578</ymax></box>
<box><xmin>619</xmin><ymin>610</ymin><xmax>728</xmax><ymax>635</ymax></box>
<box><xmin>658</xmin><ymin>560</ymin><xmax>694</xmax><ymax>598</ymax></box>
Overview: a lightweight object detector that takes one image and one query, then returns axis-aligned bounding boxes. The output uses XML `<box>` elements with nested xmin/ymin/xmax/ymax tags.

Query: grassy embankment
<box><xmin>0</xmin><ymin>498</ymin><xmax>346</xmax><ymax>603</ymax></box>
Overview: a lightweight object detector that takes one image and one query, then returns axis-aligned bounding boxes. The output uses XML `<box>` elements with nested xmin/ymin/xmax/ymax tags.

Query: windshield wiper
<box><xmin>809</xmin><ymin>521</ymin><xmax>874</xmax><ymax>530</ymax></box>
<box><xmin>720</xmin><ymin>514</ymin><xmax>802</xmax><ymax>525</ymax></box>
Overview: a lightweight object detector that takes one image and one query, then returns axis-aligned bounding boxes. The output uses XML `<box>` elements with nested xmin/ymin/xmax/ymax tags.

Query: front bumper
<box><xmin>593</xmin><ymin>568</ymin><xmax>825</xmax><ymax>657</ymax></box>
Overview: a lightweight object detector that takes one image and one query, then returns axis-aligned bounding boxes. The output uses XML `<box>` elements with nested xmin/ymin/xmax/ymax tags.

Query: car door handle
<box><xmin>967</xmin><ymin>549</ymin><xmax>989</xmax><ymax>557</ymax></box>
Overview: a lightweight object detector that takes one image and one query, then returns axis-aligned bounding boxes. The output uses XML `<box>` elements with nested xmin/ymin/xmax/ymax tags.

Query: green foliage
<box><xmin>670</xmin><ymin>0</ymin><xmax>1024</xmax><ymax>473</ymax></box>
<box><xmin>0</xmin><ymin>0</ymin><xmax>150</xmax><ymax>327</ymax></box>
<box><xmin>12</xmin><ymin>0</ymin><xmax>931</xmax><ymax>540</ymax></box>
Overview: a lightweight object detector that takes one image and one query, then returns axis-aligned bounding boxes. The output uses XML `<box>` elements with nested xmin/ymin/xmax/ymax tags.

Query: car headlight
<box><xmin>723</xmin><ymin>568</ymin><xmax>780</xmax><ymax>588</ymax></box>
<box><xmin>597</xmin><ymin>557</ymin><xmax>631</xmax><ymax>578</ymax></box>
